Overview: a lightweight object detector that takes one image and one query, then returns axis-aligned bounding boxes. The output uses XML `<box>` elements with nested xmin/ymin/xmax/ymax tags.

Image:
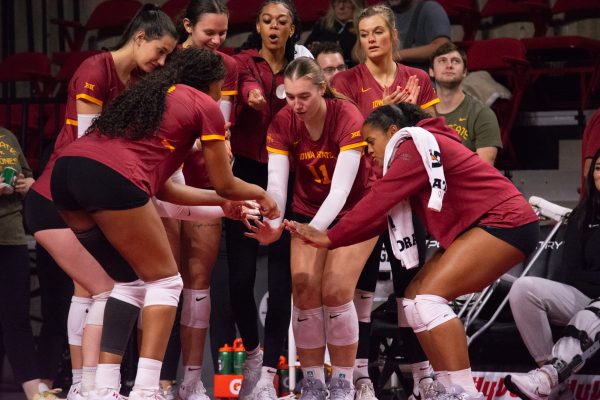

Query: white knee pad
<box><xmin>354</xmin><ymin>290</ymin><xmax>374</xmax><ymax>323</ymax></box>
<box><xmin>402</xmin><ymin>298</ymin><xmax>426</xmax><ymax>332</ymax></box>
<box><xmin>110</xmin><ymin>279</ymin><xmax>146</xmax><ymax>308</ymax></box>
<box><xmin>67</xmin><ymin>296</ymin><xmax>93</xmax><ymax>346</ymax></box>
<box><xmin>87</xmin><ymin>291</ymin><xmax>111</xmax><ymax>326</ymax></box>
<box><xmin>181</xmin><ymin>288</ymin><xmax>211</xmax><ymax>329</ymax></box>
<box><xmin>324</xmin><ymin>301</ymin><xmax>359</xmax><ymax>346</ymax></box>
<box><xmin>292</xmin><ymin>306</ymin><xmax>326</xmax><ymax>349</ymax></box>
<box><xmin>414</xmin><ymin>294</ymin><xmax>456</xmax><ymax>331</ymax></box>
<box><xmin>397</xmin><ymin>297</ymin><xmax>410</xmax><ymax>328</ymax></box>
<box><xmin>144</xmin><ymin>274</ymin><xmax>183</xmax><ymax>307</ymax></box>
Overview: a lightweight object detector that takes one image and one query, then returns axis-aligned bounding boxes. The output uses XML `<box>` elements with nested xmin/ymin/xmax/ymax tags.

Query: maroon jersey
<box><xmin>231</xmin><ymin>49</ymin><xmax>288</xmax><ymax>163</ymax></box>
<box><xmin>332</xmin><ymin>63</ymin><xmax>439</xmax><ymax>118</ymax></box>
<box><xmin>267</xmin><ymin>98</ymin><xmax>370</xmax><ymax>217</ymax></box>
<box><xmin>32</xmin><ymin>51</ymin><xmax>135</xmax><ymax>200</ymax></box>
<box><xmin>183</xmin><ymin>147</ymin><xmax>212</xmax><ymax>189</ymax></box>
<box><xmin>219</xmin><ymin>50</ymin><xmax>239</xmax><ymax>98</ymax></box>
<box><xmin>58</xmin><ymin>85</ymin><xmax>226</xmax><ymax>196</ymax></box>
<box><xmin>327</xmin><ymin>117</ymin><xmax>538</xmax><ymax>250</ymax></box>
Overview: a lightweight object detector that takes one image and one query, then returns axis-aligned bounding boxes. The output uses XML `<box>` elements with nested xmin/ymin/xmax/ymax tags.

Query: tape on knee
<box><xmin>414</xmin><ymin>294</ymin><xmax>456</xmax><ymax>331</ymax></box>
<box><xmin>324</xmin><ymin>301</ymin><xmax>359</xmax><ymax>346</ymax></box>
<box><xmin>100</xmin><ymin>296</ymin><xmax>140</xmax><ymax>355</ymax></box>
<box><xmin>292</xmin><ymin>306</ymin><xmax>326</xmax><ymax>349</ymax></box>
<box><xmin>86</xmin><ymin>291</ymin><xmax>111</xmax><ymax>326</ymax></box>
<box><xmin>354</xmin><ymin>290</ymin><xmax>374</xmax><ymax>323</ymax></box>
<box><xmin>75</xmin><ymin>226</ymin><xmax>138</xmax><ymax>283</ymax></box>
<box><xmin>144</xmin><ymin>274</ymin><xmax>183</xmax><ymax>307</ymax></box>
<box><xmin>402</xmin><ymin>298</ymin><xmax>426</xmax><ymax>332</ymax></box>
<box><xmin>110</xmin><ymin>280</ymin><xmax>146</xmax><ymax>308</ymax></box>
<box><xmin>67</xmin><ymin>296</ymin><xmax>93</xmax><ymax>346</ymax></box>
<box><xmin>181</xmin><ymin>288</ymin><xmax>211</xmax><ymax>328</ymax></box>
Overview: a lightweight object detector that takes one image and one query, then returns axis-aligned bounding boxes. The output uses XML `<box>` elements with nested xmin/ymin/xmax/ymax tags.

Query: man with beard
<box><xmin>387</xmin><ymin>0</ymin><xmax>450</xmax><ymax>70</ymax></box>
<box><xmin>429</xmin><ymin>42</ymin><xmax>502</xmax><ymax>165</ymax></box>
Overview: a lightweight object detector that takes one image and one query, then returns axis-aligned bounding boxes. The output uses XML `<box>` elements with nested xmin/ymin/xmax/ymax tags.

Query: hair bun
<box><xmin>141</xmin><ymin>3</ymin><xmax>160</xmax><ymax>12</ymax></box>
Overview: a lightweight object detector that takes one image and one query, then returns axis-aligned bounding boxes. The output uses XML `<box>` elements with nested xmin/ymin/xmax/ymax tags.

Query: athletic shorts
<box><xmin>51</xmin><ymin>156</ymin><xmax>149</xmax><ymax>212</ymax></box>
<box><xmin>23</xmin><ymin>189</ymin><xmax>68</xmax><ymax>233</ymax></box>
<box><xmin>478</xmin><ymin>220</ymin><xmax>540</xmax><ymax>257</ymax></box>
<box><xmin>289</xmin><ymin>212</ymin><xmax>339</xmax><ymax>229</ymax></box>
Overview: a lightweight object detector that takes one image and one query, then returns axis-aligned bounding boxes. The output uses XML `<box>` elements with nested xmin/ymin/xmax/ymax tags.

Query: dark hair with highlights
<box><xmin>113</xmin><ymin>3</ymin><xmax>178</xmax><ymax>50</ymax></box>
<box><xmin>90</xmin><ymin>48</ymin><xmax>225</xmax><ymax>140</ymax></box>
<box><xmin>363</xmin><ymin>103</ymin><xmax>430</xmax><ymax>132</ymax></box>
<box><xmin>240</xmin><ymin>0</ymin><xmax>301</xmax><ymax>63</ymax></box>
<box><xmin>577</xmin><ymin>148</ymin><xmax>600</xmax><ymax>236</ymax></box>
<box><xmin>177</xmin><ymin>0</ymin><xmax>229</xmax><ymax>43</ymax></box>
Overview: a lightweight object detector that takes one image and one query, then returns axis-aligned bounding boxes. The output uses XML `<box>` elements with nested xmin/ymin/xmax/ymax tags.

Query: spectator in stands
<box><xmin>581</xmin><ymin>108</ymin><xmax>600</xmax><ymax>185</ymax></box>
<box><xmin>387</xmin><ymin>0</ymin><xmax>450</xmax><ymax>70</ymax></box>
<box><xmin>0</xmin><ymin>127</ymin><xmax>56</xmax><ymax>400</ymax></box>
<box><xmin>429</xmin><ymin>42</ymin><xmax>502</xmax><ymax>165</ymax></box>
<box><xmin>312</xmin><ymin>42</ymin><xmax>347</xmax><ymax>84</ymax></box>
<box><xmin>505</xmin><ymin>148</ymin><xmax>600</xmax><ymax>400</ymax></box>
<box><xmin>305</xmin><ymin>0</ymin><xmax>364</xmax><ymax>67</ymax></box>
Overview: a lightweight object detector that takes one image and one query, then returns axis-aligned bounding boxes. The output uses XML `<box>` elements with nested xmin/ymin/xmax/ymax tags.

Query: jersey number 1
<box><xmin>308</xmin><ymin>164</ymin><xmax>331</xmax><ymax>184</ymax></box>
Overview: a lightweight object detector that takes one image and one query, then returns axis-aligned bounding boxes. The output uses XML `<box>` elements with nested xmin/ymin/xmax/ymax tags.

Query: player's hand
<box><xmin>284</xmin><ymin>220</ymin><xmax>332</xmax><ymax>248</ymax></box>
<box><xmin>382</xmin><ymin>75</ymin><xmax>419</xmax><ymax>105</ymax></box>
<box><xmin>256</xmin><ymin>192</ymin><xmax>280</xmax><ymax>220</ymax></box>
<box><xmin>243</xmin><ymin>218</ymin><xmax>284</xmax><ymax>245</ymax></box>
<box><xmin>248</xmin><ymin>89</ymin><xmax>267</xmax><ymax>111</ymax></box>
<box><xmin>222</xmin><ymin>200</ymin><xmax>260</xmax><ymax>220</ymax></box>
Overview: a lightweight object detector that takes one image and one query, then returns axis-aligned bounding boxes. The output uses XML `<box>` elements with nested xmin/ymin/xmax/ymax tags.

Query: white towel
<box><xmin>383</xmin><ymin>127</ymin><xmax>446</xmax><ymax>269</ymax></box>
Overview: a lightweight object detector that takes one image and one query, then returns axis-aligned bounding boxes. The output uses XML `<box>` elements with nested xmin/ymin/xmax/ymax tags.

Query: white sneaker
<box><xmin>238</xmin><ymin>354</ymin><xmax>263</xmax><ymax>400</ymax></box>
<box><xmin>32</xmin><ymin>384</ymin><xmax>63</xmax><ymax>400</ymax></box>
<box><xmin>504</xmin><ymin>365</ymin><xmax>558</xmax><ymax>400</ymax></box>
<box><xmin>251</xmin><ymin>378</ymin><xmax>278</xmax><ymax>400</ymax></box>
<box><xmin>442</xmin><ymin>385</ymin><xmax>484</xmax><ymax>400</ymax></box>
<box><xmin>354</xmin><ymin>380</ymin><xmax>377</xmax><ymax>400</ymax></box>
<box><xmin>178</xmin><ymin>379</ymin><xmax>209</xmax><ymax>400</ymax></box>
<box><xmin>129</xmin><ymin>388</ymin><xmax>167</xmax><ymax>400</ymax></box>
<box><xmin>408</xmin><ymin>378</ymin><xmax>445</xmax><ymax>400</ymax></box>
<box><xmin>67</xmin><ymin>382</ymin><xmax>84</xmax><ymax>400</ymax></box>
<box><xmin>88</xmin><ymin>387</ymin><xmax>124</xmax><ymax>400</ymax></box>
<box><xmin>161</xmin><ymin>385</ymin><xmax>175</xmax><ymax>400</ymax></box>
<box><xmin>298</xmin><ymin>378</ymin><xmax>327</xmax><ymax>400</ymax></box>
<box><xmin>329</xmin><ymin>377</ymin><xmax>355</xmax><ymax>400</ymax></box>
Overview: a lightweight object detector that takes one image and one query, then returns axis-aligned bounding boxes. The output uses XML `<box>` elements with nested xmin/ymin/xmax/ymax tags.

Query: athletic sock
<box><xmin>182</xmin><ymin>365</ymin><xmax>202</xmax><ymax>386</ymax></box>
<box><xmin>302</xmin><ymin>365</ymin><xmax>325</xmax><ymax>384</ymax></box>
<box><xmin>133</xmin><ymin>358</ymin><xmax>163</xmax><ymax>392</ymax></box>
<box><xmin>448</xmin><ymin>368</ymin><xmax>478</xmax><ymax>396</ymax></box>
<box><xmin>332</xmin><ymin>366</ymin><xmax>354</xmax><ymax>384</ymax></box>
<box><xmin>353</xmin><ymin>358</ymin><xmax>370</xmax><ymax>384</ymax></box>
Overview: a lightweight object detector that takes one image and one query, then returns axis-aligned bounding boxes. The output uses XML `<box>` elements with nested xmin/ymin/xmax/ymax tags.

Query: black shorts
<box><xmin>23</xmin><ymin>189</ymin><xmax>68</xmax><ymax>233</ymax></box>
<box><xmin>478</xmin><ymin>220</ymin><xmax>540</xmax><ymax>257</ymax></box>
<box><xmin>289</xmin><ymin>212</ymin><xmax>339</xmax><ymax>229</ymax></box>
<box><xmin>51</xmin><ymin>156</ymin><xmax>149</xmax><ymax>212</ymax></box>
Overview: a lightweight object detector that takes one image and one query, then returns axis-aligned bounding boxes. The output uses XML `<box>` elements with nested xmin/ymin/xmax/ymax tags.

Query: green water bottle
<box><xmin>218</xmin><ymin>343</ymin><xmax>233</xmax><ymax>374</ymax></box>
<box><xmin>278</xmin><ymin>356</ymin><xmax>290</xmax><ymax>396</ymax></box>
<box><xmin>232</xmin><ymin>338</ymin><xmax>247</xmax><ymax>375</ymax></box>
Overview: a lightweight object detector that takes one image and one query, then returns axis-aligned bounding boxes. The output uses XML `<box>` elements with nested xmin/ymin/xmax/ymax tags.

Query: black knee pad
<box><xmin>75</xmin><ymin>226</ymin><xmax>138</xmax><ymax>282</ymax></box>
<box><xmin>100</xmin><ymin>297</ymin><xmax>139</xmax><ymax>356</ymax></box>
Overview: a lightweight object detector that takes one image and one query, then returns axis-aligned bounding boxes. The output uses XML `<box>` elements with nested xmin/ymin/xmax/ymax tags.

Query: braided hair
<box><xmin>90</xmin><ymin>48</ymin><xmax>225</xmax><ymax>140</ymax></box>
<box><xmin>363</xmin><ymin>103</ymin><xmax>430</xmax><ymax>133</ymax></box>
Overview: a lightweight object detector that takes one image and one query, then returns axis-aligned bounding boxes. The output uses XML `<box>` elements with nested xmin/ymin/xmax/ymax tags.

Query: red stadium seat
<box><xmin>467</xmin><ymin>39</ymin><xmax>530</xmax><ymax>166</ymax></box>
<box><xmin>51</xmin><ymin>0</ymin><xmax>142</xmax><ymax>53</ymax></box>
<box><xmin>227</xmin><ymin>0</ymin><xmax>264</xmax><ymax>35</ymax></box>
<box><xmin>161</xmin><ymin>0</ymin><xmax>189</xmax><ymax>21</ymax></box>
<box><xmin>296</xmin><ymin>1</ymin><xmax>330</xmax><ymax>29</ymax></box>
<box><xmin>435</xmin><ymin>0</ymin><xmax>480</xmax><ymax>41</ymax></box>
<box><xmin>480</xmin><ymin>0</ymin><xmax>551</xmax><ymax>38</ymax></box>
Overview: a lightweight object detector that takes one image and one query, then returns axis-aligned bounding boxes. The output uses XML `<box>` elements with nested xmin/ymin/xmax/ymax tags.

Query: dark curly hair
<box><xmin>112</xmin><ymin>3</ymin><xmax>178</xmax><ymax>50</ymax></box>
<box><xmin>363</xmin><ymin>103</ymin><xmax>430</xmax><ymax>132</ymax></box>
<box><xmin>240</xmin><ymin>0</ymin><xmax>302</xmax><ymax>63</ymax></box>
<box><xmin>577</xmin><ymin>148</ymin><xmax>600</xmax><ymax>237</ymax></box>
<box><xmin>90</xmin><ymin>48</ymin><xmax>225</xmax><ymax>140</ymax></box>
